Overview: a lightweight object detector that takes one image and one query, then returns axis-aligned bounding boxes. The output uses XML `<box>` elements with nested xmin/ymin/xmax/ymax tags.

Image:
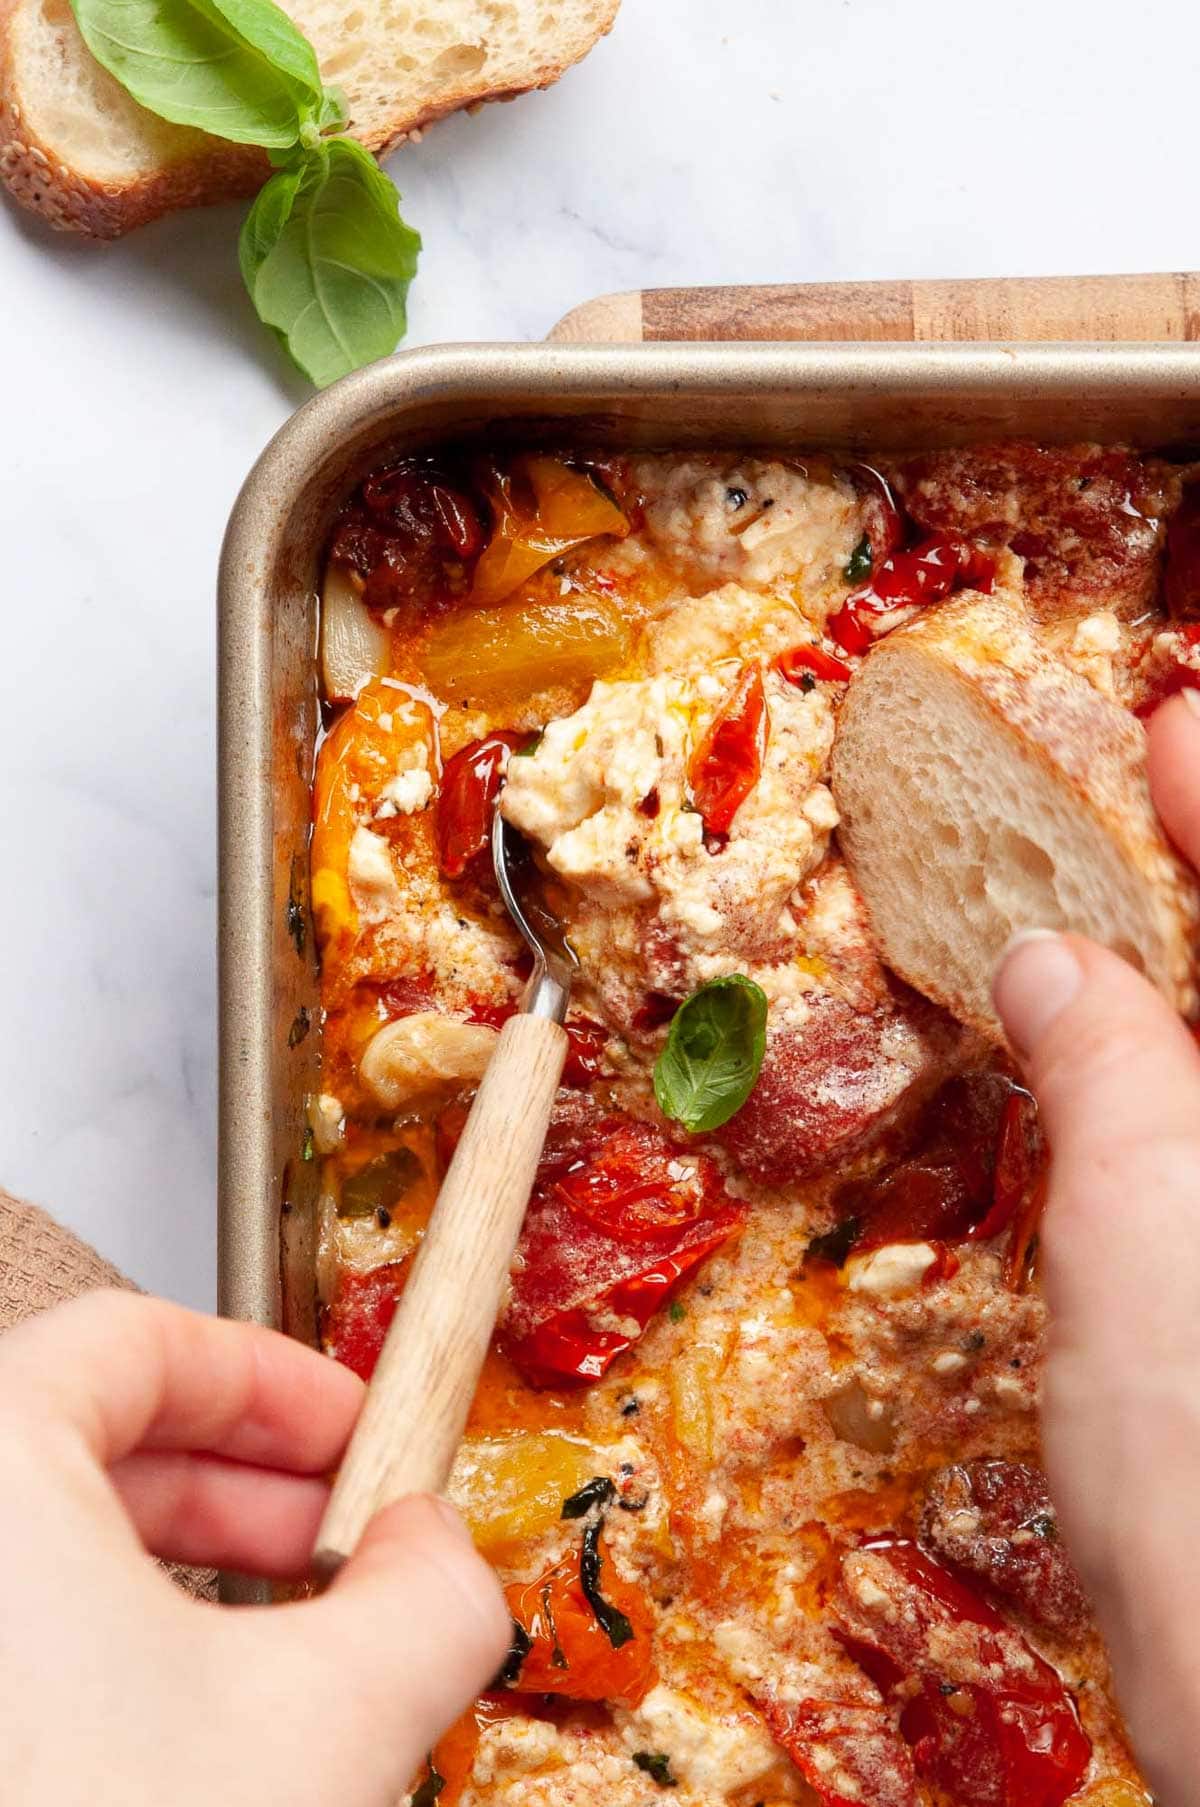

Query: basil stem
<box><xmin>580</xmin><ymin>1519</ymin><xmax>634</xmax><ymax>1650</ymax></box>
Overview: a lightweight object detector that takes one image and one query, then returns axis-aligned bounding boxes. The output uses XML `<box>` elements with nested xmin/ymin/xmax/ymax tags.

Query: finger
<box><xmin>1147</xmin><ymin>689</ymin><xmax>1200</xmax><ymax>867</ymax></box>
<box><xmin>993</xmin><ymin>929</ymin><xmax>1200</xmax><ymax>1802</ymax></box>
<box><xmin>110</xmin><ymin>1451</ymin><xmax>333</xmax><ymax>1576</ymax></box>
<box><xmin>993</xmin><ymin>931</ymin><xmax>1200</xmax><ymax>1363</ymax></box>
<box><xmin>0</xmin><ymin>1291</ymin><xmax>364</xmax><ymax>1472</ymax></box>
<box><xmin>276</xmin><ymin>1496</ymin><xmax>509</xmax><ymax>1797</ymax></box>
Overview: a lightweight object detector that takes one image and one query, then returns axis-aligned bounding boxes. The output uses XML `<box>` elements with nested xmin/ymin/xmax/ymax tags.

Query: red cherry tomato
<box><xmin>837</xmin><ymin>1539</ymin><xmax>1090</xmax><ymax>1807</ymax></box>
<box><xmin>828</xmin><ymin>535</ymin><xmax>996</xmax><ymax>656</ymax></box>
<box><xmin>688</xmin><ymin>663</ymin><xmax>768</xmax><ymax>836</ymax></box>
<box><xmin>818</xmin><ymin>1073</ymin><xmax>1046</xmax><ymax>1265</ymax></box>
<box><xmin>503</xmin><ymin>1227</ymin><xmax>736</xmax><ymax>1387</ymax></box>
<box><xmin>322</xmin><ymin>1261</ymin><xmax>411</xmax><ymax>1380</ymax></box>
<box><xmin>436</xmin><ymin>733</ymin><xmax>526</xmax><ymax>879</ymax></box>
<box><xmin>774</xmin><ymin>644</ymin><xmax>854</xmax><ymax>685</ymax></box>
<box><xmin>502</xmin><ymin>1106</ymin><xmax>745</xmax><ymax>1388</ymax></box>
<box><xmin>549</xmin><ymin>1120</ymin><xmax>707</xmax><ymax>1241</ymax></box>
<box><xmin>504</xmin><ymin>1536</ymin><xmax>654</xmax><ymax>1704</ymax></box>
<box><xmin>761</xmin><ymin>1699</ymin><xmax>915</xmax><ymax>1807</ymax></box>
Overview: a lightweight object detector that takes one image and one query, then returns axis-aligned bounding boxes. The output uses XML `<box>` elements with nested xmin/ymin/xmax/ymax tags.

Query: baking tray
<box><xmin>217</xmin><ymin>340</ymin><xmax>1200</xmax><ymax>1574</ymax></box>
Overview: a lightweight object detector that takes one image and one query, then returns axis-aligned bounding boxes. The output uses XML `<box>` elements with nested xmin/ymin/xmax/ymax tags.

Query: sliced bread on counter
<box><xmin>0</xmin><ymin>0</ymin><xmax>619</xmax><ymax>236</ymax></box>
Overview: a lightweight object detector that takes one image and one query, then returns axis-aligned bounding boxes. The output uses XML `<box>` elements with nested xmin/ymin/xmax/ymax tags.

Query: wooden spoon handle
<box><xmin>312</xmin><ymin>1012</ymin><xmax>568</xmax><ymax>1577</ymax></box>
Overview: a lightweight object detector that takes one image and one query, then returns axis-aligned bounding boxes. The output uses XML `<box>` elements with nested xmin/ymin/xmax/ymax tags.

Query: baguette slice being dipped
<box><xmin>831</xmin><ymin>591</ymin><xmax>1199</xmax><ymax>1040</ymax></box>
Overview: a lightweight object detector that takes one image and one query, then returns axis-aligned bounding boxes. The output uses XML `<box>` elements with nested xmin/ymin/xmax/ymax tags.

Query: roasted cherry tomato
<box><xmin>828</xmin><ymin>535</ymin><xmax>996</xmax><ymax>656</ymax></box>
<box><xmin>436</xmin><ymin>733</ymin><xmax>526</xmax><ymax>880</ymax></box>
<box><xmin>814</xmin><ymin>1072</ymin><xmax>1046</xmax><ymax>1266</ymax></box>
<box><xmin>774</xmin><ymin>644</ymin><xmax>854</xmax><ymax>686</ymax></box>
<box><xmin>761</xmin><ymin>1699</ymin><xmax>915</xmax><ymax>1807</ymax></box>
<box><xmin>503</xmin><ymin>1535</ymin><xmax>654</xmax><ymax>1704</ymax></box>
<box><xmin>322</xmin><ymin>1261</ymin><xmax>411</xmax><ymax>1380</ymax></box>
<box><xmin>687</xmin><ymin>663</ymin><xmax>768</xmax><ymax>836</ymax></box>
<box><xmin>379</xmin><ymin>973</ymin><xmax>438</xmax><ymax>1018</ymax></box>
<box><xmin>921</xmin><ymin>1460</ymin><xmax>1089</xmax><ymax>1638</ymax></box>
<box><xmin>836</xmin><ymin>1539</ymin><xmax>1090</xmax><ymax>1807</ymax></box>
<box><xmin>501</xmin><ymin>1101</ymin><xmax>745</xmax><ymax>1387</ymax></box>
<box><xmin>329</xmin><ymin>459</ymin><xmax>484</xmax><ymax>612</ymax></box>
<box><xmin>464</xmin><ymin>999</ymin><xmax>609</xmax><ymax>1087</ymax></box>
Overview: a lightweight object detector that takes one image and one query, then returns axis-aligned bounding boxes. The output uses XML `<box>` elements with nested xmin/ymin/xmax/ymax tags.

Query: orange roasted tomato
<box><xmin>500</xmin><ymin>1521</ymin><xmax>655</xmax><ymax>1706</ymax></box>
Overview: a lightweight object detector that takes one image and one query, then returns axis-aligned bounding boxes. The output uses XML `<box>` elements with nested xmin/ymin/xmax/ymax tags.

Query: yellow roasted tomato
<box><xmin>420</xmin><ymin>590</ymin><xmax>632</xmax><ymax>716</ymax></box>
<box><xmin>470</xmin><ymin>454</ymin><xmax>630</xmax><ymax>606</ymax></box>
<box><xmin>447</xmin><ymin>1432</ymin><xmax>604</xmax><ymax>1561</ymax></box>
<box><xmin>310</xmin><ymin>679</ymin><xmax>436</xmax><ymax>964</ymax></box>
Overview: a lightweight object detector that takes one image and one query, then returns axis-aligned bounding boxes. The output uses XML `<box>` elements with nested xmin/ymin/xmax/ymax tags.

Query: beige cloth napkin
<box><xmin>0</xmin><ymin>1187</ymin><xmax>218</xmax><ymax>1601</ymax></box>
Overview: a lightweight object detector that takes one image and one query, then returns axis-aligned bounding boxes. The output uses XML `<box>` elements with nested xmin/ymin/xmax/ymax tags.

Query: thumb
<box><xmin>994</xmin><ymin>931</ymin><xmax>1200</xmax><ymax>1790</ymax></box>
<box><xmin>295</xmin><ymin>1495</ymin><xmax>509</xmax><ymax>1799</ymax></box>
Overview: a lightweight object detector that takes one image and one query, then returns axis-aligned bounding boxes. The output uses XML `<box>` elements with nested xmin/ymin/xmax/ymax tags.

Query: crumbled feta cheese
<box><xmin>619</xmin><ymin>1685</ymin><xmax>779</xmax><ymax>1795</ymax></box>
<box><xmin>371</xmin><ymin>740</ymin><xmax>432</xmax><ymax>819</ymax></box>
<box><xmin>931</xmin><ymin>1350</ymin><xmax>968</xmax><ymax>1376</ymax></box>
<box><xmin>346</xmin><ymin>827</ymin><xmax>403</xmax><ymax>923</ymax></box>
<box><xmin>846</xmin><ymin>1241</ymin><xmax>939</xmax><ymax>1297</ymax></box>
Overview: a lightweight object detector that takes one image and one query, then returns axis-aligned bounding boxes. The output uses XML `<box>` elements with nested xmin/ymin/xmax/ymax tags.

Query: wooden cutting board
<box><xmin>549</xmin><ymin>274</ymin><xmax>1200</xmax><ymax>344</ymax></box>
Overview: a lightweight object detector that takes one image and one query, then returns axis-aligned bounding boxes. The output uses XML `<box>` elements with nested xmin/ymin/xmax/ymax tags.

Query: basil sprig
<box><xmin>69</xmin><ymin>0</ymin><xmax>421</xmax><ymax>387</ymax></box>
<box><xmin>653</xmin><ymin>975</ymin><xmax>768</xmax><ymax>1133</ymax></box>
<box><xmin>241</xmin><ymin>140</ymin><xmax>421</xmax><ymax>388</ymax></box>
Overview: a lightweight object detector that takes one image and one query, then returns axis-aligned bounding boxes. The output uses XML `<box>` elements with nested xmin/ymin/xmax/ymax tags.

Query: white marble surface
<box><xmin>2</xmin><ymin>0</ymin><xmax>1199</xmax><ymax>1309</ymax></box>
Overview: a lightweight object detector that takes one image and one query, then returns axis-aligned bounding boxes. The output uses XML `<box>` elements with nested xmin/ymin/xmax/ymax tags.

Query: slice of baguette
<box><xmin>0</xmin><ymin>0</ymin><xmax>619</xmax><ymax>238</ymax></box>
<box><xmin>831</xmin><ymin>592</ymin><xmax>1199</xmax><ymax>1039</ymax></box>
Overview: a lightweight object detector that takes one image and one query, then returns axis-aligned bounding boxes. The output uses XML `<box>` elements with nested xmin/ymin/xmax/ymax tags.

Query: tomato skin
<box><xmin>688</xmin><ymin>663</ymin><xmax>768</xmax><ymax>836</ymax></box>
<box><xmin>774</xmin><ymin>644</ymin><xmax>854</xmax><ymax>685</ymax></box>
<box><xmin>436</xmin><ymin>733</ymin><xmax>525</xmax><ymax>879</ymax></box>
<box><xmin>828</xmin><ymin>534</ymin><xmax>996</xmax><ymax>656</ymax></box>
<box><xmin>814</xmin><ymin>1072</ymin><xmax>1047</xmax><ymax>1267</ymax></box>
<box><xmin>836</xmin><ymin>1539</ymin><xmax>1091</xmax><ymax>1807</ymax></box>
<box><xmin>762</xmin><ymin>1698</ymin><xmax>916</xmax><ymax>1807</ymax></box>
<box><xmin>504</xmin><ymin>1539</ymin><xmax>654</xmax><ymax>1704</ymax></box>
<box><xmin>322</xmin><ymin>1261</ymin><xmax>411</xmax><ymax>1380</ymax></box>
<box><xmin>505</xmin><ymin>1226</ymin><xmax>735</xmax><ymax>1387</ymax></box>
<box><xmin>503</xmin><ymin>1103</ymin><xmax>745</xmax><ymax>1388</ymax></box>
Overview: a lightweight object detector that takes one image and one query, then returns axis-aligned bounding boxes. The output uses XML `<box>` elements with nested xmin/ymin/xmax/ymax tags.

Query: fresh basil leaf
<box><xmin>561</xmin><ymin>1476</ymin><xmax>616</xmax><ymax>1520</ymax></box>
<box><xmin>580</xmin><ymin>1519</ymin><xmax>634</xmax><ymax>1649</ymax></box>
<box><xmin>653</xmin><ymin>975</ymin><xmax>767</xmax><ymax>1133</ymax></box>
<box><xmin>633</xmin><ymin>1752</ymin><xmax>678</xmax><ymax>1789</ymax></box>
<box><xmin>68</xmin><ymin>0</ymin><xmax>321</xmax><ymax>147</ymax></box>
<box><xmin>241</xmin><ymin>139</ymin><xmax>421</xmax><ymax>388</ymax></box>
<box><xmin>410</xmin><ymin>1758</ymin><xmax>445</xmax><ymax>1807</ymax></box>
<box><xmin>845</xmin><ymin>532</ymin><xmax>873</xmax><ymax>582</ymax></box>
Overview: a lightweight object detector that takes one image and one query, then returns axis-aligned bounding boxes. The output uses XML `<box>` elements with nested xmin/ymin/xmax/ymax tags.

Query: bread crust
<box><xmin>0</xmin><ymin>0</ymin><xmax>621</xmax><ymax>239</ymax></box>
<box><xmin>832</xmin><ymin>593</ymin><xmax>1200</xmax><ymax>1037</ymax></box>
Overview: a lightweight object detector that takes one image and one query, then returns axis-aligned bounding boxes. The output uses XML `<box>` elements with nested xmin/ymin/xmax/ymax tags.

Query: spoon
<box><xmin>313</xmin><ymin>807</ymin><xmax>576</xmax><ymax>1578</ymax></box>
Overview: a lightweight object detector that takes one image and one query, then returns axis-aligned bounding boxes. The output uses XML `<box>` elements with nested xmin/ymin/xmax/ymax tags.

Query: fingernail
<box><xmin>1182</xmin><ymin>687</ymin><xmax>1200</xmax><ymax>718</ymax></box>
<box><xmin>993</xmin><ymin>930</ymin><xmax>1084</xmax><ymax>1055</ymax></box>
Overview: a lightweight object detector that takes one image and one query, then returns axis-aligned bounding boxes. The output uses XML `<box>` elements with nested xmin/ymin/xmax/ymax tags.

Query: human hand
<box><xmin>0</xmin><ymin>1290</ymin><xmax>509</xmax><ymax>1807</ymax></box>
<box><xmin>993</xmin><ymin>690</ymin><xmax>1200</xmax><ymax>1805</ymax></box>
